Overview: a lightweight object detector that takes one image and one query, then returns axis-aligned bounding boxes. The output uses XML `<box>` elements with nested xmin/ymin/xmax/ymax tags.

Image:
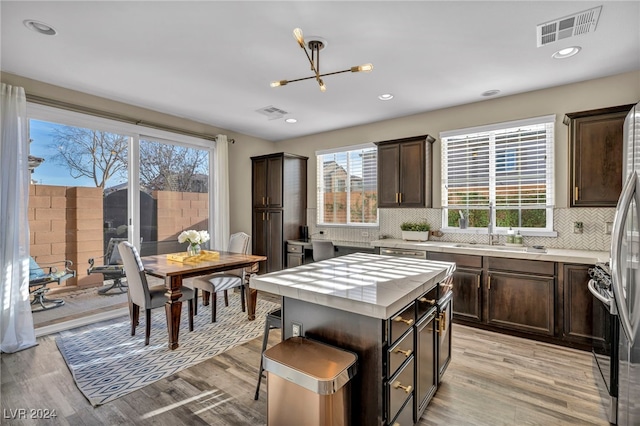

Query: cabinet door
<box><xmin>377</xmin><ymin>143</ymin><xmax>400</xmax><ymax>207</ymax></box>
<box><xmin>437</xmin><ymin>295</ymin><xmax>452</xmax><ymax>383</ymax></box>
<box><xmin>415</xmin><ymin>309</ymin><xmax>437</xmax><ymax>418</ymax></box>
<box><xmin>568</xmin><ymin>105</ymin><xmax>631</xmax><ymax>207</ymax></box>
<box><xmin>487</xmin><ymin>271</ymin><xmax>555</xmax><ymax>336</ymax></box>
<box><xmin>398</xmin><ymin>140</ymin><xmax>425</xmax><ymax>207</ymax></box>
<box><xmin>252</xmin><ymin>159</ymin><xmax>268</xmax><ymax>208</ymax></box>
<box><xmin>252</xmin><ymin>210</ymin><xmax>268</xmax><ymax>274</ymax></box>
<box><xmin>452</xmin><ymin>268</ymin><xmax>482</xmax><ymax>323</ymax></box>
<box><xmin>265</xmin><ymin>210</ymin><xmax>283</xmax><ymax>272</ymax></box>
<box><xmin>563</xmin><ymin>264</ymin><xmax>606</xmax><ymax>345</ymax></box>
<box><xmin>266</xmin><ymin>156</ymin><xmax>283</xmax><ymax>208</ymax></box>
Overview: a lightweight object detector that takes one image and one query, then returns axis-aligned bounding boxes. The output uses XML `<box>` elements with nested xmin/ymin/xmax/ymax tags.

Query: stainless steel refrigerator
<box><xmin>611</xmin><ymin>100</ymin><xmax>640</xmax><ymax>426</ymax></box>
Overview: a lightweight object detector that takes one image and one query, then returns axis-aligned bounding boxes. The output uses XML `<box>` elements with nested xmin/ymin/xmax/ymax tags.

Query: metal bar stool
<box><xmin>254</xmin><ymin>308</ymin><xmax>282</xmax><ymax>400</ymax></box>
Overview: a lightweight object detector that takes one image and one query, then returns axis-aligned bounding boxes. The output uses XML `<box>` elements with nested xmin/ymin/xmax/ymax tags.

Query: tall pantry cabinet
<box><xmin>251</xmin><ymin>153</ymin><xmax>308</xmax><ymax>274</ymax></box>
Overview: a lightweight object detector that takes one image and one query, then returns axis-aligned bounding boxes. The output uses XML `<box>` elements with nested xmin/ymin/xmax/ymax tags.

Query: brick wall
<box><xmin>29</xmin><ymin>184</ymin><xmax>104</xmax><ymax>290</ymax></box>
<box><xmin>155</xmin><ymin>190</ymin><xmax>208</xmax><ymax>241</ymax></box>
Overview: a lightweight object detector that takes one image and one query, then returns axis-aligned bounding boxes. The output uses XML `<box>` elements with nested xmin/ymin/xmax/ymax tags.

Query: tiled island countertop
<box><xmin>250</xmin><ymin>252</ymin><xmax>455</xmax><ymax>319</ymax></box>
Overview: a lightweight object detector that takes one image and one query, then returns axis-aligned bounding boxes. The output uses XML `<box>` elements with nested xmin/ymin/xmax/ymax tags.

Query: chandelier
<box><xmin>270</xmin><ymin>28</ymin><xmax>373</xmax><ymax>92</ymax></box>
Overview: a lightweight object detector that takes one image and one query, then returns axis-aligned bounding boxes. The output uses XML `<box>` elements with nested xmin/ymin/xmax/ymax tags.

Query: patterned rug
<box><xmin>56</xmin><ymin>295</ymin><xmax>279</xmax><ymax>406</ymax></box>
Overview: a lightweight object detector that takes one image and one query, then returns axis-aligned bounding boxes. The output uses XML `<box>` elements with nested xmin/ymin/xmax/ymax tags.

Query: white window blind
<box><xmin>441</xmin><ymin>115</ymin><xmax>555</xmax><ymax>230</ymax></box>
<box><xmin>316</xmin><ymin>144</ymin><xmax>378</xmax><ymax>226</ymax></box>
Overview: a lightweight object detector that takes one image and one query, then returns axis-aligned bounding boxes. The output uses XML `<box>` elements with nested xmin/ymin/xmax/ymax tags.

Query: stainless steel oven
<box><xmin>589</xmin><ymin>262</ymin><xmax>619</xmax><ymax>424</ymax></box>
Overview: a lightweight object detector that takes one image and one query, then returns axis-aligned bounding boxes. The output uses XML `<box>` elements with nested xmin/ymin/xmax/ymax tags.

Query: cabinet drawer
<box><xmin>429</xmin><ymin>251</ymin><xmax>482</xmax><ymax>269</ymax></box>
<box><xmin>387</xmin><ymin>356</ymin><xmax>414</xmax><ymax>423</ymax></box>
<box><xmin>287</xmin><ymin>244</ymin><xmax>303</xmax><ymax>253</ymax></box>
<box><xmin>389</xmin><ymin>302</ymin><xmax>416</xmax><ymax>344</ymax></box>
<box><xmin>416</xmin><ymin>287</ymin><xmax>438</xmax><ymax>320</ymax></box>
<box><xmin>388</xmin><ymin>328</ymin><xmax>414</xmax><ymax>377</ymax></box>
<box><xmin>488</xmin><ymin>257</ymin><xmax>554</xmax><ymax>276</ymax></box>
<box><xmin>390</xmin><ymin>394</ymin><xmax>414</xmax><ymax>426</ymax></box>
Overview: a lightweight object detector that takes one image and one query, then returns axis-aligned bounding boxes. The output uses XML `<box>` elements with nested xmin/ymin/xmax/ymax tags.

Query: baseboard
<box><xmin>35</xmin><ymin>307</ymin><xmax>129</xmax><ymax>337</ymax></box>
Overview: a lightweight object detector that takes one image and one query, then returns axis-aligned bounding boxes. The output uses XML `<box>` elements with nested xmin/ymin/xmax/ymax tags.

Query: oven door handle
<box><xmin>588</xmin><ymin>279</ymin><xmax>612</xmax><ymax>307</ymax></box>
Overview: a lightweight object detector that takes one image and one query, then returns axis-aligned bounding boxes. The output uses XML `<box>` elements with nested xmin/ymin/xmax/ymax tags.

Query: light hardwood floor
<box><xmin>2</xmin><ymin>316</ymin><xmax>610</xmax><ymax>425</ymax></box>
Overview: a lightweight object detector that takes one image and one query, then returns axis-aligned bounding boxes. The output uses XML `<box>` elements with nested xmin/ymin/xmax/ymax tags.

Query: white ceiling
<box><xmin>2</xmin><ymin>1</ymin><xmax>639</xmax><ymax>142</ymax></box>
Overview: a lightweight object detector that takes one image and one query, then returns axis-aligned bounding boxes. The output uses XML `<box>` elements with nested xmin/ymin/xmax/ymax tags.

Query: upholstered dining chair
<box><xmin>190</xmin><ymin>232</ymin><xmax>253</xmax><ymax>323</ymax></box>
<box><xmin>312</xmin><ymin>240</ymin><xmax>335</xmax><ymax>262</ymax></box>
<box><xmin>118</xmin><ymin>241</ymin><xmax>195</xmax><ymax>345</ymax></box>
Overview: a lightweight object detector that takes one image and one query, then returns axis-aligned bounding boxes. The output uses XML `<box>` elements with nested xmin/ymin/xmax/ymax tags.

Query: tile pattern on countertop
<box><xmin>308</xmin><ymin>207</ymin><xmax>615</xmax><ymax>252</ymax></box>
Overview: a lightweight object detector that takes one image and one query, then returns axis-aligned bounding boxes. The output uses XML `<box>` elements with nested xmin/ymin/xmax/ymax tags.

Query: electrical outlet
<box><xmin>362</xmin><ymin>231</ymin><xmax>369</xmax><ymax>237</ymax></box>
<box><xmin>292</xmin><ymin>322</ymin><xmax>302</xmax><ymax>337</ymax></box>
<box><xmin>319</xmin><ymin>231</ymin><xmax>324</xmax><ymax>235</ymax></box>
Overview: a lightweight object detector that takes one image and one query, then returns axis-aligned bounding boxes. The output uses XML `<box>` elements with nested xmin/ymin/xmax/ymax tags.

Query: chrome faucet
<box><xmin>488</xmin><ymin>202</ymin><xmax>500</xmax><ymax>245</ymax></box>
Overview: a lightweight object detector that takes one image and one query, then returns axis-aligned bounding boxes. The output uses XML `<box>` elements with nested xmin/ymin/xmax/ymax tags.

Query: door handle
<box><xmin>611</xmin><ymin>171</ymin><xmax>638</xmax><ymax>344</ymax></box>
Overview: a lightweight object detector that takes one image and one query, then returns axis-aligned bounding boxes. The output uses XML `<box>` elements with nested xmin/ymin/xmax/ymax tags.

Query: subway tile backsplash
<box><xmin>309</xmin><ymin>207</ymin><xmax>615</xmax><ymax>252</ymax></box>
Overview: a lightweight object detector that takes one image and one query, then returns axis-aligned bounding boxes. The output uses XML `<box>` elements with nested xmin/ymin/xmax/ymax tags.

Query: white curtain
<box><xmin>213</xmin><ymin>134</ymin><xmax>230</xmax><ymax>250</ymax></box>
<box><xmin>0</xmin><ymin>84</ymin><xmax>37</xmax><ymax>353</ymax></box>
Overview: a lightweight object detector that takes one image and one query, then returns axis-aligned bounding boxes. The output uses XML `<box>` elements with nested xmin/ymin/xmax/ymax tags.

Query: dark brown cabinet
<box><xmin>429</xmin><ymin>252</ymin><xmax>483</xmax><ymax>323</ymax></box>
<box><xmin>251</xmin><ymin>153</ymin><xmax>307</xmax><ymax>274</ymax></box>
<box><xmin>376</xmin><ymin>135</ymin><xmax>435</xmax><ymax>208</ymax></box>
<box><xmin>566</xmin><ymin>104</ymin><xmax>634</xmax><ymax>207</ymax></box>
<box><xmin>562</xmin><ymin>263</ymin><xmax>606</xmax><ymax>346</ymax></box>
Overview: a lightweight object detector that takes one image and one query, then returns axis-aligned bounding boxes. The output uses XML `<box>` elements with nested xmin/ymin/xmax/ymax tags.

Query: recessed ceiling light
<box><xmin>378</xmin><ymin>94</ymin><xmax>394</xmax><ymax>101</ymax></box>
<box><xmin>23</xmin><ymin>20</ymin><xmax>57</xmax><ymax>36</ymax></box>
<box><xmin>481</xmin><ymin>89</ymin><xmax>501</xmax><ymax>97</ymax></box>
<box><xmin>552</xmin><ymin>46</ymin><xmax>581</xmax><ymax>59</ymax></box>
<box><xmin>285</xmin><ymin>118</ymin><xmax>297</xmax><ymax>124</ymax></box>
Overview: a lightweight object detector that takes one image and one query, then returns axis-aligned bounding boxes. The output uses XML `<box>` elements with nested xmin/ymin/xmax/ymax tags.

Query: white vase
<box><xmin>402</xmin><ymin>231</ymin><xmax>429</xmax><ymax>241</ymax></box>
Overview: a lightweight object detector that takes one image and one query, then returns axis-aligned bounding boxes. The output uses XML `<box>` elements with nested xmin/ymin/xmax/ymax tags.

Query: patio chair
<box><xmin>88</xmin><ymin>237</ymin><xmax>127</xmax><ymax>294</ymax></box>
<box><xmin>29</xmin><ymin>257</ymin><xmax>76</xmax><ymax>312</ymax></box>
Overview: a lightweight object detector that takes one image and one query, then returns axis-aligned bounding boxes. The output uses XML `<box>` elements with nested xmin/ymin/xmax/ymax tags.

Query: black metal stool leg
<box><xmin>254</xmin><ymin>309</ymin><xmax>281</xmax><ymax>400</ymax></box>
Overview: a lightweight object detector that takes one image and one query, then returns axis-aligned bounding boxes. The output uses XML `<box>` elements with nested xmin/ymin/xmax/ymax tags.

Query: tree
<box><xmin>138</xmin><ymin>140</ymin><xmax>209</xmax><ymax>192</ymax></box>
<box><xmin>50</xmin><ymin>126</ymin><xmax>128</xmax><ymax>188</ymax></box>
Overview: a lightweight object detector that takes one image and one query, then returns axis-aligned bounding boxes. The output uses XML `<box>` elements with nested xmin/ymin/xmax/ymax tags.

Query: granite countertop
<box><xmin>250</xmin><ymin>253</ymin><xmax>455</xmax><ymax>319</ymax></box>
<box><xmin>371</xmin><ymin>239</ymin><xmax>609</xmax><ymax>264</ymax></box>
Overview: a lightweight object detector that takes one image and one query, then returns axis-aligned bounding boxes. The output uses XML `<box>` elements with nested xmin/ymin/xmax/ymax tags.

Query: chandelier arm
<box><xmin>281</xmin><ymin>69</ymin><xmax>352</xmax><ymax>84</ymax></box>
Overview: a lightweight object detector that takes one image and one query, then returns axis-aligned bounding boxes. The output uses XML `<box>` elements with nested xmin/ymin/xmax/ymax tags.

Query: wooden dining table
<box><xmin>141</xmin><ymin>251</ymin><xmax>267</xmax><ymax>350</ymax></box>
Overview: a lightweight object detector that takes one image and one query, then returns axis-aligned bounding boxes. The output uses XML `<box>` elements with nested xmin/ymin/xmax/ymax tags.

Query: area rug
<box><xmin>56</xmin><ymin>295</ymin><xmax>279</xmax><ymax>406</ymax></box>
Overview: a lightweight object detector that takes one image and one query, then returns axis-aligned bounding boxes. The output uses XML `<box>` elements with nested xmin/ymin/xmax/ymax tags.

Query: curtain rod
<box><xmin>25</xmin><ymin>94</ymin><xmax>235</xmax><ymax>143</ymax></box>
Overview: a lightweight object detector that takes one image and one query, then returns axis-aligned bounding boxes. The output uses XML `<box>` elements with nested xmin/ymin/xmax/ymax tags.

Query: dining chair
<box><xmin>190</xmin><ymin>232</ymin><xmax>254</xmax><ymax>323</ymax></box>
<box><xmin>312</xmin><ymin>240</ymin><xmax>335</xmax><ymax>262</ymax></box>
<box><xmin>118</xmin><ymin>241</ymin><xmax>195</xmax><ymax>345</ymax></box>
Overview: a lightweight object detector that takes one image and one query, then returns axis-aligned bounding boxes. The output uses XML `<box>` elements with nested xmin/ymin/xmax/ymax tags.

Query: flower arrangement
<box><xmin>178</xmin><ymin>229</ymin><xmax>210</xmax><ymax>256</ymax></box>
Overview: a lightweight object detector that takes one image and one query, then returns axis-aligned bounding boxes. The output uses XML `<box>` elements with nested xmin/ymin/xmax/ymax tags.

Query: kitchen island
<box><xmin>250</xmin><ymin>252</ymin><xmax>455</xmax><ymax>425</ymax></box>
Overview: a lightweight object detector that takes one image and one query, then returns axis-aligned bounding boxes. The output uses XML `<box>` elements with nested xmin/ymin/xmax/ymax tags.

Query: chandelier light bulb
<box><xmin>351</xmin><ymin>63</ymin><xmax>374</xmax><ymax>73</ymax></box>
<box><xmin>319</xmin><ymin>79</ymin><xmax>327</xmax><ymax>92</ymax></box>
<box><xmin>270</xmin><ymin>80</ymin><xmax>288</xmax><ymax>88</ymax></box>
<box><xmin>293</xmin><ymin>28</ymin><xmax>305</xmax><ymax>47</ymax></box>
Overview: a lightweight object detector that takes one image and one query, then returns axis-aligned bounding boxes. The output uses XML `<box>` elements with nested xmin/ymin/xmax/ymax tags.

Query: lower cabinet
<box><xmin>437</xmin><ymin>292</ymin><xmax>453</xmax><ymax>381</ymax></box>
<box><xmin>562</xmin><ymin>263</ymin><xmax>606</xmax><ymax>346</ymax></box>
<box><xmin>415</xmin><ymin>308</ymin><xmax>437</xmax><ymax>420</ymax></box>
<box><xmin>450</xmin><ymin>268</ymin><xmax>482</xmax><ymax>323</ymax></box>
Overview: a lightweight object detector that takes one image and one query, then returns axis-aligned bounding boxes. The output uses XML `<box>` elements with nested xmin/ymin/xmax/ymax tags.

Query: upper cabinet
<box><xmin>252</xmin><ymin>155</ymin><xmax>284</xmax><ymax>208</ymax></box>
<box><xmin>565</xmin><ymin>104</ymin><xmax>634</xmax><ymax>207</ymax></box>
<box><xmin>376</xmin><ymin>134</ymin><xmax>435</xmax><ymax>208</ymax></box>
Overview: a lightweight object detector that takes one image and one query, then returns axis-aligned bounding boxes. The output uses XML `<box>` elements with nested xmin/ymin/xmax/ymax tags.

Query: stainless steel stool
<box><xmin>254</xmin><ymin>308</ymin><xmax>282</xmax><ymax>400</ymax></box>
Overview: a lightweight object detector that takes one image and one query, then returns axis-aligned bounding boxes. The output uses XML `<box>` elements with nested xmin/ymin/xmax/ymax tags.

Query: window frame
<box><xmin>316</xmin><ymin>143</ymin><xmax>379</xmax><ymax>227</ymax></box>
<box><xmin>440</xmin><ymin>115</ymin><xmax>557</xmax><ymax>236</ymax></box>
<box><xmin>26</xmin><ymin>102</ymin><xmax>217</xmax><ymax>248</ymax></box>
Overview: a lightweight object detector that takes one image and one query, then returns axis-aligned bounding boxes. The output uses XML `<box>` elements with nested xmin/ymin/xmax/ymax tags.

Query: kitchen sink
<box><xmin>452</xmin><ymin>243</ymin><xmax>529</xmax><ymax>252</ymax></box>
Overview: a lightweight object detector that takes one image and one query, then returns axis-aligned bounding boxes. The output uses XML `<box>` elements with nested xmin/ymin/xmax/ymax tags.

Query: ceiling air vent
<box><xmin>256</xmin><ymin>105</ymin><xmax>288</xmax><ymax>120</ymax></box>
<box><xmin>536</xmin><ymin>5</ymin><xmax>602</xmax><ymax>47</ymax></box>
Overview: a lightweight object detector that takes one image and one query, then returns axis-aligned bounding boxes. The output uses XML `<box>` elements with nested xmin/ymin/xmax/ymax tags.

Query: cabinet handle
<box><xmin>393</xmin><ymin>316</ymin><xmax>414</xmax><ymax>326</ymax></box>
<box><xmin>436</xmin><ymin>312</ymin><xmax>447</xmax><ymax>334</ymax></box>
<box><xmin>574</xmin><ymin>186</ymin><xmax>579</xmax><ymax>202</ymax></box>
<box><xmin>392</xmin><ymin>380</ymin><xmax>412</xmax><ymax>394</ymax></box>
<box><xmin>418</xmin><ymin>297</ymin><xmax>436</xmax><ymax>305</ymax></box>
<box><xmin>395</xmin><ymin>193</ymin><xmax>399</xmax><ymax>203</ymax></box>
<box><xmin>262</xmin><ymin>212</ymin><xmax>265</xmax><ymax>221</ymax></box>
<box><xmin>262</xmin><ymin>196</ymin><xmax>266</xmax><ymax>206</ymax></box>
<box><xmin>487</xmin><ymin>275</ymin><xmax>491</xmax><ymax>290</ymax></box>
<box><xmin>267</xmin><ymin>196</ymin><xmax>270</xmax><ymax>205</ymax></box>
<box><xmin>394</xmin><ymin>348</ymin><xmax>413</xmax><ymax>358</ymax></box>
<box><xmin>399</xmin><ymin>193</ymin><xmax>403</xmax><ymax>203</ymax></box>
<box><xmin>476</xmin><ymin>274</ymin><xmax>481</xmax><ymax>289</ymax></box>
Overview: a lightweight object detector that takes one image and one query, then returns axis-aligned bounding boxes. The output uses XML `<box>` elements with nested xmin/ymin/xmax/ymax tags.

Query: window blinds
<box><xmin>316</xmin><ymin>145</ymin><xmax>378</xmax><ymax>225</ymax></box>
<box><xmin>441</xmin><ymin>115</ymin><xmax>555</xmax><ymax>211</ymax></box>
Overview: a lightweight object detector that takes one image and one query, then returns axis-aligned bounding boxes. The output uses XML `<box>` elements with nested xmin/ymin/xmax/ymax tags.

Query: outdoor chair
<box><xmin>88</xmin><ymin>237</ymin><xmax>127</xmax><ymax>294</ymax></box>
<box><xmin>29</xmin><ymin>257</ymin><xmax>76</xmax><ymax>312</ymax></box>
<box><xmin>118</xmin><ymin>241</ymin><xmax>195</xmax><ymax>346</ymax></box>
